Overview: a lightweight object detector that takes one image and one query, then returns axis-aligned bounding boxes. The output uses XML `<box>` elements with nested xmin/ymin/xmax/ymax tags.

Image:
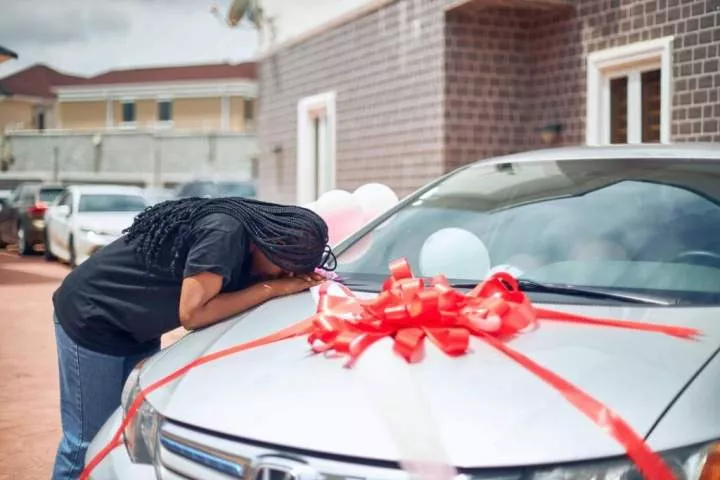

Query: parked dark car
<box><xmin>175</xmin><ymin>180</ymin><xmax>256</xmax><ymax>199</ymax></box>
<box><xmin>0</xmin><ymin>182</ymin><xmax>64</xmax><ymax>254</ymax></box>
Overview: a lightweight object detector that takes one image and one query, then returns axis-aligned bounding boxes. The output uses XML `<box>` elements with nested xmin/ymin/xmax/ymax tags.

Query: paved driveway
<box><xmin>0</xmin><ymin>251</ymin><xmax>185</xmax><ymax>479</ymax></box>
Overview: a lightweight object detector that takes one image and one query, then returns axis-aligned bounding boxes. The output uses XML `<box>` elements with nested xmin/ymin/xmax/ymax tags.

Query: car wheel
<box><xmin>17</xmin><ymin>224</ymin><xmax>33</xmax><ymax>256</ymax></box>
<box><xmin>68</xmin><ymin>235</ymin><xmax>77</xmax><ymax>268</ymax></box>
<box><xmin>44</xmin><ymin>229</ymin><xmax>56</xmax><ymax>262</ymax></box>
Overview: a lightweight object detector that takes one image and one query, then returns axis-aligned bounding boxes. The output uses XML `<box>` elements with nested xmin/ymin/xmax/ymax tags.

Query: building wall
<box><xmin>230</xmin><ymin>97</ymin><xmax>246</xmax><ymax>131</ymax></box>
<box><xmin>135</xmin><ymin>99</ymin><xmax>157</xmax><ymax>127</ymax></box>
<box><xmin>259</xmin><ymin>0</ymin><xmax>720</xmax><ymax>203</ymax></box>
<box><xmin>0</xmin><ymin>99</ymin><xmax>35</xmax><ymax>131</ymax></box>
<box><xmin>446</xmin><ymin>0</ymin><xmax>720</xmax><ymax>170</ymax></box>
<box><xmin>2</xmin><ymin>131</ymin><xmax>258</xmax><ymax>187</ymax></box>
<box><xmin>258</xmin><ymin>0</ymin><xmax>449</xmax><ymax>204</ymax></box>
<box><xmin>173</xmin><ymin>98</ymin><xmax>222</xmax><ymax>130</ymax></box>
<box><xmin>59</xmin><ymin>101</ymin><xmax>106</xmax><ymax>129</ymax></box>
<box><xmin>443</xmin><ymin>8</ymin><xmax>538</xmax><ymax>171</ymax></box>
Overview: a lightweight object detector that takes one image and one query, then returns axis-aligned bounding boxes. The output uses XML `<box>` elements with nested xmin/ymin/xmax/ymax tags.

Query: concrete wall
<box><xmin>1</xmin><ymin>130</ymin><xmax>258</xmax><ymax>188</ymax></box>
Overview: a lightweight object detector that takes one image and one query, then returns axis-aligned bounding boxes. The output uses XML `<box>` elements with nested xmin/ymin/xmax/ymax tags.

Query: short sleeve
<box><xmin>183</xmin><ymin>226</ymin><xmax>248</xmax><ymax>288</ymax></box>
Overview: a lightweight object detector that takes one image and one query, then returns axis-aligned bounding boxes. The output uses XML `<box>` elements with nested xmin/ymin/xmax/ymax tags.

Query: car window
<box><xmin>217</xmin><ymin>182</ymin><xmax>256</xmax><ymax>197</ymax></box>
<box><xmin>335</xmin><ymin>158</ymin><xmax>720</xmax><ymax>305</ymax></box>
<box><xmin>78</xmin><ymin>194</ymin><xmax>147</xmax><ymax>212</ymax></box>
<box><xmin>39</xmin><ymin>188</ymin><xmax>64</xmax><ymax>204</ymax></box>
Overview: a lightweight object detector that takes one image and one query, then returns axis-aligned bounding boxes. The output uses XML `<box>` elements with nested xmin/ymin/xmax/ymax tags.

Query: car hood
<box><xmin>75</xmin><ymin>212</ymin><xmax>140</xmax><ymax>235</ymax></box>
<box><xmin>142</xmin><ymin>290</ymin><xmax>720</xmax><ymax>467</ymax></box>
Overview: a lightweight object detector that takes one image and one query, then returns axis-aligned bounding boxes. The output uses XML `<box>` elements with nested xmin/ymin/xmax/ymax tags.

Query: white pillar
<box><xmin>220</xmin><ymin>95</ymin><xmax>230</xmax><ymax>131</ymax></box>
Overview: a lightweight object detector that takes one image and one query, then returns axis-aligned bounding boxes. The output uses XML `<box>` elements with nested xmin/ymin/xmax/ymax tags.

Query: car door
<box><xmin>52</xmin><ymin>191</ymin><xmax>74</xmax><ymax>252</ymax></box>
<box><xmin>46</xmin><ymin>190</ymin><xmax>68</xmax><ymax>251</ymax></box>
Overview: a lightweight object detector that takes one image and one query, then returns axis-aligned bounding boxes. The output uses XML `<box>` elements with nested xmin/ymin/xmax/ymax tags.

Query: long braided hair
<box><xmin>123</xmin><ymin>197</ymin><xmax>336</xmax><ymax>278</ymax></box>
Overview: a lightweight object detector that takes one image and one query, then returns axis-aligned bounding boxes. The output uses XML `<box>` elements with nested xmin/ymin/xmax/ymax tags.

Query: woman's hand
<box><xmin>264</xmin><ymin>273</ymin><xmax>323</xmax><ymax>298</ymax></box>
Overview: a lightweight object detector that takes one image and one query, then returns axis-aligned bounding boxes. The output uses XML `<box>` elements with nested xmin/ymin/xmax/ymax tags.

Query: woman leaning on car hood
<box><xmin>49</xmin><ymin>196</ymin><xmax>335</xmax><ymax>480</ymax></box>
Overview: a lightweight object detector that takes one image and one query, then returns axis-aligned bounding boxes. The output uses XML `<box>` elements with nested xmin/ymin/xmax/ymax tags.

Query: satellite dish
<box><xmin>211</xmin><ymin>0</ymin><xmax>263</xmax><ymax>29</ymax></box>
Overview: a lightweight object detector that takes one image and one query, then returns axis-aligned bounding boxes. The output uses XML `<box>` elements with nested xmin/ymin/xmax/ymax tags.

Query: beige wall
<box><xmin>0</xmin><ymin>99</ymin><xmax>36</xmax><ymax>131</ymax></box>
<box><xmin>59</xmin><ymin>101</ymin><xmax>106</xmax><ymax>129</ymax></box>
<box><xmin>173</xmin><ymin>98</ymin><xmax>221</xmax><ymax>130</ymax></box>
<box><xmin>54</xmin><ymin>96</ymin><xmax>253</xmax><ymax>131</ymax></box>
<box><xmin>229</xmin><ymin>97</ymin><xmax>245</xmax><ymax>131</ymax></box>
<box><xmin>136</xmin><ymin>100</ymin><xmax>156</xmax><ymax>127</ymax></box>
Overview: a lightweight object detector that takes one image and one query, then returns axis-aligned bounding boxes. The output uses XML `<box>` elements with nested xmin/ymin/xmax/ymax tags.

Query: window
<box><xmin>78</xmin><ymin>194</ymin><xmax>147</xmax><ymax>212</ymax></box>
<box><xmin>244</xmin><ymin>98</ymin><xmax>254</xmax><ymax>122</ymax></box>
<box><xmin>122</xmin><ymin>101</ymin><xmax>136</xmax><ymax>124</ymax></box>
<box><xmin>158</xmin><ymin>100</ymin><xmax>172</xmax><ymax>122</ymax></box>
<box><xmin>38</xmin><ymin>188</ymin><xmax>63</xmax><ymax>204</ymax></box>
<box><xmin>586</xmin><ymin>37</ymin><xmax>673</xmax><ymax>145</ymax></box>
<box><xmin>297</xmin><ymin>92</ymin><xmax>337</xmax><ymax>205</ymax></box>
<box><xmin>334</xmin><ymin>158</ymin><xmax>720</xmax><ymax>306</ymax></box>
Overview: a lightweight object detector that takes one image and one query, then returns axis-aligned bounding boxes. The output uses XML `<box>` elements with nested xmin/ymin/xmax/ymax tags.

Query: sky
<box><xmin>0</xmin><ymin>0</ymin><xmax>259</xmax><ymax>78</ymax></box>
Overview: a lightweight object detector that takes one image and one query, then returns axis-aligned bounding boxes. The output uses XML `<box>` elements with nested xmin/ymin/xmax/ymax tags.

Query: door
<box><xmin>51</xmin><ymin>191</ymin><xmax>74</xmax><ymax>254</ymax></box>
<box><xmin>297</xmin><ymin>92</ymin><xmax>336</xmax><ymax>205</ymax></box>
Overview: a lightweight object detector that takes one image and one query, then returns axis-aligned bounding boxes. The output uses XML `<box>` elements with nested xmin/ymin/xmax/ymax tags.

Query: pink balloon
<box><xmin>314</xmin><ymin>190</ymin><xmax>367</xmax><ymax>246</ymax></box>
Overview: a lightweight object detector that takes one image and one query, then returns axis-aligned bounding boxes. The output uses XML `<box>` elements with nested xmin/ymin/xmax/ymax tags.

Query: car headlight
<box><xmin>528</xmin><ymin>440</ymin><xmax>720</xmax><ymax>480</ymax></box>
<box><xmin>120</xmin><ymin>359</ymin><xmax>162</xmax><ymax>464</ymax></box>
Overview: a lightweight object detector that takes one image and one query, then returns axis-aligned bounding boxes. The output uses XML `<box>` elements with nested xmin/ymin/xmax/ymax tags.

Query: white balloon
<box><xmin>316</xmin><ymin>189</ymin><xmax>355</xmax><ymax>210</ymax></box>
<box><xmin>419</xmin><ymin>228</ymin><xmax>491</xmax><ymax>280</ymax></box>
<box><xmin>352</xmin><ymin>183</ymin><xmax>399</xmax><ymax>221</ymax></box>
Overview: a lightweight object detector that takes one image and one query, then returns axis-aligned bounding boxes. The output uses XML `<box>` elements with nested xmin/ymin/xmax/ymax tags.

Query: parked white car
<box><xmin>44</xmin><ymin>185</ymin><xmax>148</xmax><ymax>266</ymax></box>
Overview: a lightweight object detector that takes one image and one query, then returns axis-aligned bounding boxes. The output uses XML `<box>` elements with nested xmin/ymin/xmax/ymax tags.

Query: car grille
<box><xmin>155</xmin><ymin>420</ymin><xmax>522</xmax><ymax>480</ymax></box>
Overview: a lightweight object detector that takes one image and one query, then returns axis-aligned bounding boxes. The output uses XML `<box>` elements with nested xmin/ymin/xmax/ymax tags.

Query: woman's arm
<box><xmin>178</xmin><ymin>272</ymin><xmax>320</xmax><ymax>330</ymax></box>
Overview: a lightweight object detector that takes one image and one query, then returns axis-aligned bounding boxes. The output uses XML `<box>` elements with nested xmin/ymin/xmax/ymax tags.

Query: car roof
<box><xmin>474</xmin><ymin>143</ymin><xmax>720</xmax><ymax>167</ymax></box>
<box><xmin>68</xmin><ymin>184</ymin><xmax>145</xmax><ymax>195</ymax></box>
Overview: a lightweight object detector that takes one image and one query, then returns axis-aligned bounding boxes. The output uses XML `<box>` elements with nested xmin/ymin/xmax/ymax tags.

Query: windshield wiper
<box><xmin>447</xmin><ymin>278</ymin><xmax>676</xmax><ymax>306</ymax></box>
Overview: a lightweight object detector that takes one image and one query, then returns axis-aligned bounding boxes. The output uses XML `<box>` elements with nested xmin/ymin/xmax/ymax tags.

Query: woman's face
<box><xmin>250</xmin><ymin>246</ymin><xmax>285</xmax><ymax>279</ymax></box>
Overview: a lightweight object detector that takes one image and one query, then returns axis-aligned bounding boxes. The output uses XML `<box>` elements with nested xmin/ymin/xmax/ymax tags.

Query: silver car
<box><xmin>86</xmin><ymin>144</ymin><xmax>720</xmax><ymax>479</ymax></box>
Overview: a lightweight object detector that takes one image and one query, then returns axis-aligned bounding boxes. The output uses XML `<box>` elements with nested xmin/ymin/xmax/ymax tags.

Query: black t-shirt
<box><xmin>53</xmin><ymin>213</ymin><xmax>252</xmax><ymax>356</ymax></box>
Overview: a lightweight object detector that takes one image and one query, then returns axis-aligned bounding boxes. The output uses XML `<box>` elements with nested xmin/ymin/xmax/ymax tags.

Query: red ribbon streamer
<box><xmin>81</xmin><ymin>259</ymin><xmax>698</xmax><ymax>480</ymax></box>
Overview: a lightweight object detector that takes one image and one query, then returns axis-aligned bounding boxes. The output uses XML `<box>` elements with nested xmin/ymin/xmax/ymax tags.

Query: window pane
<box><xmin>158</xmin><ymin>101</ymin><xmax>172</xmax><ymax>121</ymax></box>
<box><xmin>610</xmin><ymin>77</ymin><xmax>628</xmax><ymax>144</ymax></box>
<box><xmin>122</xmin><ymin>102</ymin><xmax>136</xmax><ymax>123</ymax></box>
<box><xmin>243</xmin><ymin>98</ymin><xmax>254</xmax><ymax>121</ymax></box>
<box><xmin>642</xmin><ymin>69</ymin><xmax>661</xmax><ymax>143</ymax></box>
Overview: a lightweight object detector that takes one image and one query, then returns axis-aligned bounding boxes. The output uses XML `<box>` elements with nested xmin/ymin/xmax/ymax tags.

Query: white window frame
<box><xmin>586</xmin><ymin>36</ymin><xmax>673</xmax><ymax>145</ymax></box>
<box><xmin>296</xmin><ymin>92</ymin><xmax>337</xmax><ymax>205</ymax></box>
<box><xmin>155</xmin><ymin>96</ymin><xmax>174</xmax><ymax>129</ymax></box>
<box><xmin>120</xmin><ymin>98</ymin><xmax>137</xmax><ymax>129</ymax></box>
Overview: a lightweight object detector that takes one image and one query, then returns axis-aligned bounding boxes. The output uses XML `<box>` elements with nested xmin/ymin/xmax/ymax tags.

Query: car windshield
<box><xmin>334</xmin><ymin>158</ymin><xmax>720</xmax><ymax>305</ymax></box>
<box><xmin>39</xmin><ymin>188</ymin><xmax>63</xmax><ymax>203</ymax></box>
<box><xmin>78</xmin><ymin>194</ymin><xmax>147</xmax><ymax>212</ymax></box>
<box><xmin>179</xmin><ymin>181</ymin><xmax>255</xmax><ymax>198</ymax></box>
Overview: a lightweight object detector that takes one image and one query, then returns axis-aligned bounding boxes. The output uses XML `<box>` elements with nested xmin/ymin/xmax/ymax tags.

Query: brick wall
<box><xmin>259</xmin><ymin>0</ymin><xmax>720</xmax><ymax>203</ymax></box>
<box><xmin>258</xmin><ymin>0</ymin><xmax>450</xmax><ymax>203</ymax></box>
<box><xmin>574</xmin><ymin>0</ymin><xmax>720</xmax><ymax>144</ymax></box>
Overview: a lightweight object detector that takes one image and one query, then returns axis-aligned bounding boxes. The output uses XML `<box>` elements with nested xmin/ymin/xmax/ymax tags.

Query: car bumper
<box><xmin>27</xmin><ymin>220</ymin><xmax>45</xmax><ymax>244</ymax></box>
<box><xmin>75</xmin><ymin>233</ymin><xmax>119</xmax><ymax>265</ymax></box>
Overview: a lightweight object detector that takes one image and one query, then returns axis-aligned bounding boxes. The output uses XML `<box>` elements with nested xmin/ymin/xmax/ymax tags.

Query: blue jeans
<box><xmin>52</xmin><ymin>318</ymin><xmax>159</xmax><ymax>480</ymax></box>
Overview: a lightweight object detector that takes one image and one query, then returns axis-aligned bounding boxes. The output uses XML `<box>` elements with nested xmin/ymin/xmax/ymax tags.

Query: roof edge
<box><xmin>254</xmin><ymin>0</ymin><xmax>399</xmax><ymax>60</ymax></box>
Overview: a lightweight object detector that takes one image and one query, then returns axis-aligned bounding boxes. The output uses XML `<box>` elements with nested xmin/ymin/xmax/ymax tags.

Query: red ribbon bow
<box><xmin>82</xmin><ymin>258</ymin><xmax>699</xmax><ymax>480</ymax></box>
